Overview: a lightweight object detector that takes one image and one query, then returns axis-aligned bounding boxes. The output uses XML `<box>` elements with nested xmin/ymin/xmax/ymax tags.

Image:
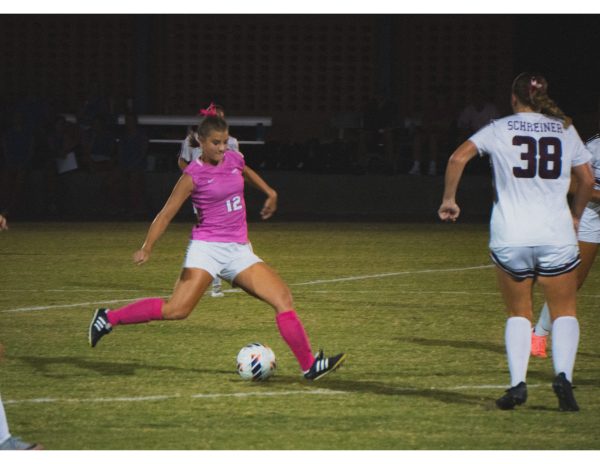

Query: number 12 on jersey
<box><xmin>226</xmin><ymin>196</ymin><xmax>243</xmax><ymax>212</ymax></box>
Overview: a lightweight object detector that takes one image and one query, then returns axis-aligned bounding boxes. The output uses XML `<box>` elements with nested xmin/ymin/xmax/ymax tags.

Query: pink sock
<box><xmin>106</xmin><ymin>298</ymin><xmax>164</xmax><ymax>326</ymax></box>
<box><xmin>276</xmin><ymin>310</ymin><xmax>315</xmax><ymax>371</ymax></box>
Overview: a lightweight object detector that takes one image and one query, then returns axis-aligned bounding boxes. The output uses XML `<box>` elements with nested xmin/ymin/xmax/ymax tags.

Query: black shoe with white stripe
<box><xmin>304</xmin><ymin>349</ymin><xmax>346</xmax><ymax>380</ymax></box>
<box><xmin>89</xmin><ymin>308</ymin><xmax>112</xmax><ymax>347</ymax></box>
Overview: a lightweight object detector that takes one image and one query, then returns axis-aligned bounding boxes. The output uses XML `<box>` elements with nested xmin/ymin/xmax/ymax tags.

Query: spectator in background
<box><xmin>408</xmin><ymin>94</ymin><xmax>455</xmax><ymax>176</ymax></box>
<box><xmin>45</xmin><ymin>115</ymin><xmax>82</xmax><ymax>215</ymax></box>
<box><xmin>456</xmin><ymin>88</ymin><xmax>500</xmax><ymax>140</ymax></box>
<box><xmin>358</xmin><ymin>93</ymin><xmax>398</xmax><ymax>173</ymax></box>
<box><xmin>116</xmin><ymin>113</ymin><xmax>149</xmax><ymax>217</ymax></box>
<box><xmin>82</xmin><ymin>114</ymin><xmax>118</xmax><ymax>213</ymax></box>
<box><xmin>76</xmin><ymin>81</ymin><xmax>113</xmax><ymax>131</ymax></box>
<box><xmin>1</xmin><ymin>111</ymin><xmax>34</xmax><ymax>217</ymax></box>
<box><xmin>82</xmin><ymin>115</ymin><xmax>117</xmax><ymax>172</ymax></box>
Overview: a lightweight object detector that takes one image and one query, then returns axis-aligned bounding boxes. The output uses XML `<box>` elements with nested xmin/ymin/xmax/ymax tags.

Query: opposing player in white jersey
<box><xmin>178</xmin><ymin>103</ymin><xmax>239</xmax><ymax>297</ymax></box>
<box><xmin>438</xmin><ymin>72</ymin><xmax>594</xmax><ymax>411</ymax></box>
<box><xmin>532</xmin><ymin>134</ymin><xmax>600</xmax><ymax>357</ymax></box>
<box><xmin>0</xmin><ymin>215</ymin><xmax>43</xmax><ymax>450</ymax></box>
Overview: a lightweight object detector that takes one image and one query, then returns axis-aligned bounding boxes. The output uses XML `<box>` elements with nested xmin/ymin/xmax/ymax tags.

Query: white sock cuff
<box><xmin>553</xmin><ymin>315</ymin><xmax>578</xmax><ymax>322</ymax></box>
<box><xmin>507</xmin><ymin>316</ymin><xmax>531</xmax><ymax>325</ymax></box>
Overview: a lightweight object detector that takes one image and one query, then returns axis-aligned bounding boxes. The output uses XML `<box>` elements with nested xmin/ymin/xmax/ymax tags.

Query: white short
<box><xmin>183</xmin><ymin>240</ymin><xmax>263</xmax><ymax>282</ymax></box>
<box><xmin>490</xmin><ymin>245</ymin><xmax>580</xmax><ymax>280</ymax></box>
<box><xmin>578</xmin><ymin>207</ymin><xmax>600</xmax><ymax>243</ymax></box>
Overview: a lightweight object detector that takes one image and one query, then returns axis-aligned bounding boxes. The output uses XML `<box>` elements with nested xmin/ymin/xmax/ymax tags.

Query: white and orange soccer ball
<box><xmin>236</xmin><ymin>342</ymin><xmax>277</xmax><ymax>381</ymax></box>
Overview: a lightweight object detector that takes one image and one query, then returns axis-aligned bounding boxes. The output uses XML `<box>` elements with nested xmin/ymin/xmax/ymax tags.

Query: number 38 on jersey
<box><xmin>512</xmin><ymin>136</ymin><xmax>562</xmax><ymax>179</ymax></box>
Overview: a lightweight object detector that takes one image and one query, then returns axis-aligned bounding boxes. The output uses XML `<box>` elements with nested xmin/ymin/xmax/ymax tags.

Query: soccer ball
<box><xmin>236</xmin><ymin>342</ymin><xmax>277</xmax><ymax>381</ymax></box>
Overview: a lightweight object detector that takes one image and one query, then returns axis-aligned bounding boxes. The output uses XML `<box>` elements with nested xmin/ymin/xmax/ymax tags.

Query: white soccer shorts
<box><xmin>578</xmin><ymin>207</ymin><xmax>600</xmax><ymax>244</ymax></box>
<box><xmin>183</xmin><ymin>240</ymin><xmax>263</xmax><ymax>283</ymax></box>
<box><xmin>490</xmin><ymin>245</ymin><xmax>580</xmax><ymax>280</ymax></box>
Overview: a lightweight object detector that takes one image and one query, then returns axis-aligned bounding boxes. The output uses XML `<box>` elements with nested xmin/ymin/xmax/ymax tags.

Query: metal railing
<box><xmin>64</xmin><ymin>114</ymin><xmax>271</xmax><ymax>146</ymax></box>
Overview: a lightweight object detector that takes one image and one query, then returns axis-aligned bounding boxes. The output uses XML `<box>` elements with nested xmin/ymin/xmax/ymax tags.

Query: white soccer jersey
<box><xmin>469</xmin><ymin>112</ymin><xmax>592</xmax><ymax>248</ymax></box>
<box><xmin>584</xmin><ymin>135</ymin><xmax>600</xmax><ymax>214</ymax></box>
<box><xmin>179</xmin><ymin>135</ymin><xmax>240</xmax><ymax>163</ymax></box>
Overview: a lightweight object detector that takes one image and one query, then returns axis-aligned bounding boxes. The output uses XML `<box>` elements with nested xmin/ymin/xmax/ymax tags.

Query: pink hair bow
<box><xmin>530</xmin><ymin>78</ymin><xmax>543</xmax><ymax>93</ymax></box>
<box><xmin>199</xmin><ymin>103</ymin><xmax>218</xmax><ymax>117</ymax></box>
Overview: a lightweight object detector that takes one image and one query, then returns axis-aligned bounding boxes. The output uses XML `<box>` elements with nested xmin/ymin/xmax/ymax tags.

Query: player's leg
<box><xmin>211</xmin><ymin>276</ymin><xmax>225</xmax><ymax>297</ymax></box>
<box><xmin>537</xmin><ymin>271</ymin><xmax>580</xmax><ymax>411</ymax></box>
<box><xmin>495</xmin><ymin>267</ymin><xmax>534</xmax><ymax>384</ymax></box>
<box><xmin>233</xmin><ymin>262</ymin><xmax>346</xmax><ymax>380</ymax></box>
<box><xmin>89</xmin><ymin>267</ymin><xmax>213</xmax><ymax>347</ymax></box>
<box><xmin>532</xmin><ymin>242</ymin><xmax>595</xmax><ymax>356</ymax></box>
<box><xmin>162</xmin><ymin>268</ymin><xmax>214</xmax><ymax>319</ymax></box>
<box><xmin>89</xmin><ymin>240</ymin><xmax>221</xmax><ymax>347</ymax></box>
<box><xmin>233</xmin><ymin>262</ymin><xmax>311</xmax><ymax>368</ymax></box>
<box><xmin>0</xmin><ymin>395</ymin><xmax>42</xmax><ymax>450</ymax></box>
<box><xmin>491</xmin><ymin>251</ymin><xmax>534</xmax><ymax>410</ymax></box>
<box><xmin>0</xmin><ymin>395</ymin><xmax>10</xmax><ymax>446</ymax></box>
<box><xmin>533</xmin><ymin>242</ymin><xmax>597</xmax><ymax>334</ymax></box>
<box><xmin>575</xmin><ymin>240</ymin><xmax>599</xmax><ymax>289</ymax></box>
<box><xmin>532</xmin><ymin>212</ymin><xmax>599</xmax><ymax>356</ymax></box>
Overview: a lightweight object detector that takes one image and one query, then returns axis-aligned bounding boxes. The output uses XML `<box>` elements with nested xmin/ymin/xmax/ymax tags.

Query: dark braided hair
<box><xmin>511</xmin><ymin>72</ymin><xmax>572</xmax><ymax>128</ymax></box>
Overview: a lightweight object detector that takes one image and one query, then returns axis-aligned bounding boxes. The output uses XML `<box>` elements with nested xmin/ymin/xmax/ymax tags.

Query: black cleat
<box><xmin>89</xmin><ymin>308</ymin><xmax>112</xmax><ymax>347</ymax></box>
<box><xmin>304</xmin><ymin>349</ymin><xmax>346</xmax><ymax>381</ymax></box>
<box><xmin>552</xmin><ymin>373</ymin><xmax>579</xmax><ymax>412</ymax></box>
<box><xmin>496</xmin><ymin>382</ymin><xmax>528</xmax><ymax>410</ymax></box>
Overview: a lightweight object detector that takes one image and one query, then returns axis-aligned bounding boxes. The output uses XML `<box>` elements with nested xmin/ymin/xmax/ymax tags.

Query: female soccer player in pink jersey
<box><xmin>438</xmin><ymin>72</ymin><xmax>593</xmax><ymax>411</ymax></box>
<box><xmin>177</xmin><ymin>103</ymin><xmax>239</xmax><ymax>298</ymax></box>
<box><xmin>88</xmin><ymin>116</ymin><xmax>346</xmax><ymax>381</ymax></box>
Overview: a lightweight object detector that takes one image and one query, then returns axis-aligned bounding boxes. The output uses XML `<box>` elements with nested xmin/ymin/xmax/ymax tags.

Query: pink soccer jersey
<box><xmin>184</xmin><ymin>150</ymin><xmax>248</xmax><ymax>243</ymax></box>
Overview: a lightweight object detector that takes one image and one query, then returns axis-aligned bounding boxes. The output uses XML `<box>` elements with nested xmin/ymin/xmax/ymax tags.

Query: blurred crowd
<box><xmin>0</xmin><ymin>84</ymin><xmax>514</xmax><ymax>220</ymax></box>
<box><xmin>0</xmin><ymin>85</ymin><xmax>151</xmax><ymax>219</ymax></box>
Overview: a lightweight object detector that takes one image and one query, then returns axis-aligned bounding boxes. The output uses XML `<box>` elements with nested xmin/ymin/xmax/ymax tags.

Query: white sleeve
<box><xmin>468</xmin><ymin>122</ymin><xmax>495</xmax><ymax>157</ymax></box>
<box><xmin>570</xmin><ymin>127</ymin><xmax>592</xmax><ymax>167</ymax></box>
<box><xmin>228</xmin><ymin>136</ymin><xmax>239</xmax><ymax>152</ymax></box>
<box><xmin>179</xmin><ymin>139</ymin><xmax>192</xmax><ymax>162</ymax></box>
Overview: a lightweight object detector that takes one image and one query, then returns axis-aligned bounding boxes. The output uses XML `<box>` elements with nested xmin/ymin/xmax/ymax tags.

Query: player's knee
<box><xmin>275</xmin><ymin>288</ymin><xmax>294</xmax><ymax>311</ymax></box>
<box><xmin>163</xmin><ymin>302</ymin><xmax>193</xmax><ymax>320</ymax></box>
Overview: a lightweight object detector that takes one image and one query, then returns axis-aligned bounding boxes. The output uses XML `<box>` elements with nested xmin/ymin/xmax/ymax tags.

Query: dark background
<box><xmin>0</xmin><ymin>14</ymin><xmax>598</xmax><ymax>220</ymax></box>
<box><xmin>514</xmin><ymin>15</ymin><xmax>600</xmax><ymax>120</ymax></box>
<box><xmin>1</xmin><ymin>14</ymin><xmax>598</xmax><ymax>136</ymax></box>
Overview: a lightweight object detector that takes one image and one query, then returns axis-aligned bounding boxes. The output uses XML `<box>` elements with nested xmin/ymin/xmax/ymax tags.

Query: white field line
<box><xmin>5</xmin><ymin>383</ymin><xmax>578</xmax><ymax>406</ymax></box>
<box><xmin>3</xmin><ymin>388</ymin><xmax>347</xmax><ymax>405</ymax></box>
<box><xmin>2</xmin><ymin>264</ymin><xmax>494</xmax><ymax>313</ymax></box>
<box><xmin>291</xmin><ymin>264</ymin><xmax>494</xmax><ymax>286</ymax></box>
<box><xmin>1</xmin><ymin>289</ymin><xmax>150</xmax><ymax>293</ymax></box>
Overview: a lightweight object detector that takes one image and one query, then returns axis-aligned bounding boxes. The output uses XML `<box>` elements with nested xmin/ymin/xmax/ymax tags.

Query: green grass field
<box><xmin>1</xmin><ymin>221</ymin><xmax>599</xmax><ymax>451</ymax></box>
